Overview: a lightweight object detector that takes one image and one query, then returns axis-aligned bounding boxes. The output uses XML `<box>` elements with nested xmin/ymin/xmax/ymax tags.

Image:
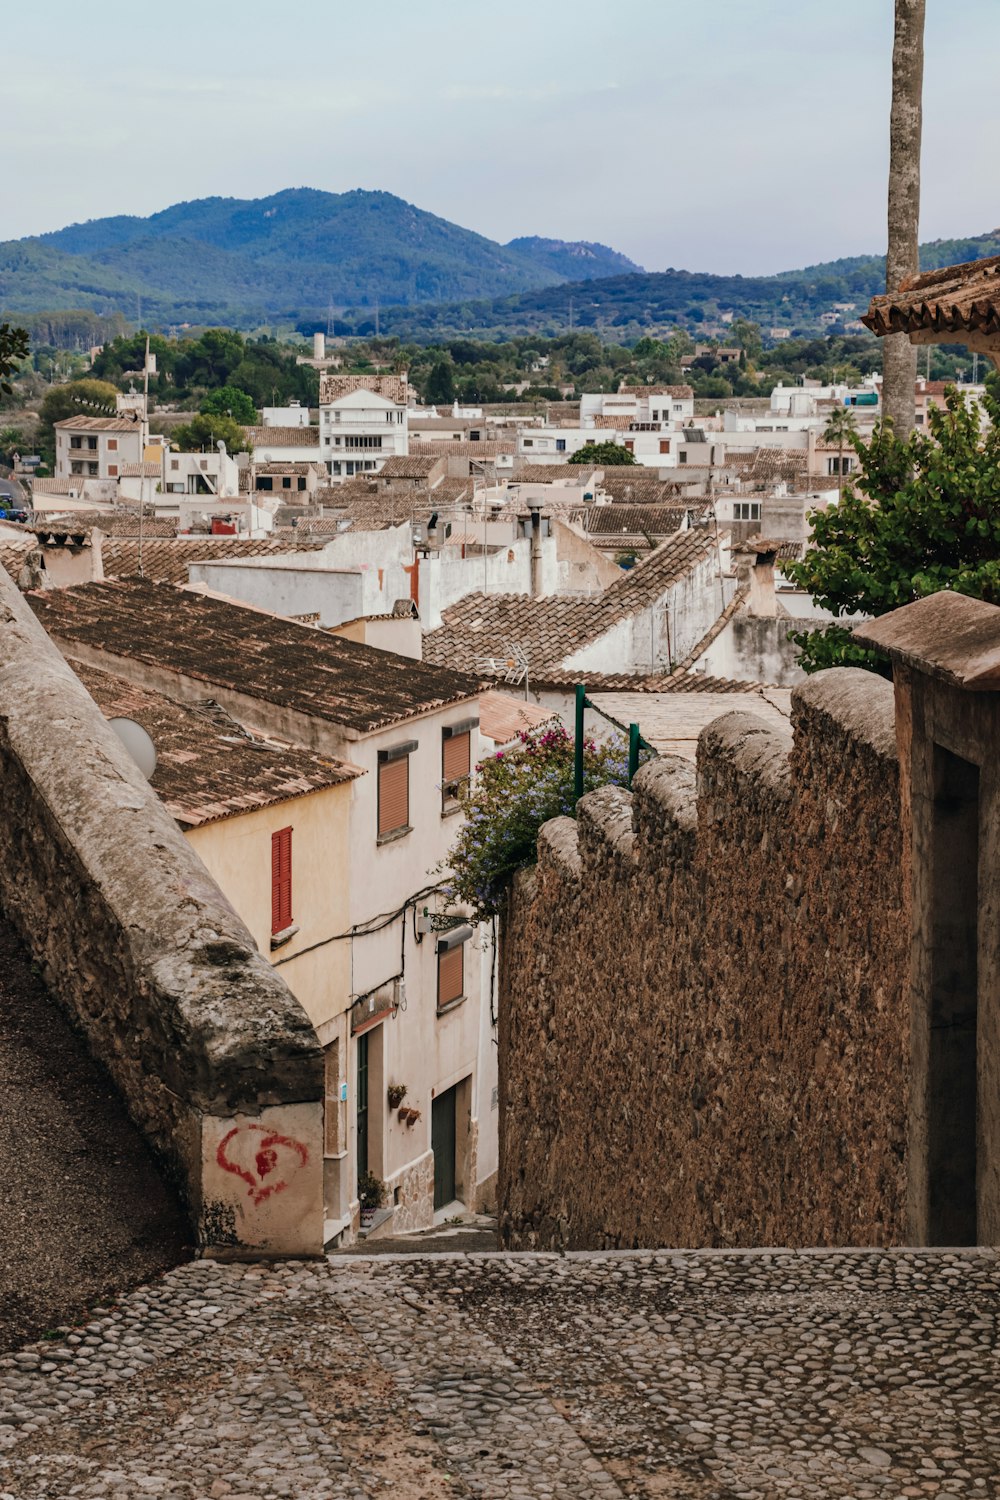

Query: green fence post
<box><xmin>628</xmin><ymin>722</ymin><xmax>641</xmax><ymax>785</ymax></box>
<box><xmin>574</xmin><ymin>683</ymin><xmax>586</xmax><ymax>803</ymax></box>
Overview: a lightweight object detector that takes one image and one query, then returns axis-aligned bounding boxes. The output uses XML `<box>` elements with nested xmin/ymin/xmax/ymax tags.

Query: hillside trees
<box><xmin>200</xmin><ymin>386</ymin><xmax>258</xmax><ymax>423</ymax></box>
<box><xmin>569</xmin><ymin>442</ymin><xmax>637</xmax><ymax>467</ymax></box>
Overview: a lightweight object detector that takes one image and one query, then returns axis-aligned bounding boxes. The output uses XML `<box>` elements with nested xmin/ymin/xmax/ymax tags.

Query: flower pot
<box><xmin>360</xmin><ymin>1205</ymin><xmax>377</xmax><ymax>1230</ymax></box>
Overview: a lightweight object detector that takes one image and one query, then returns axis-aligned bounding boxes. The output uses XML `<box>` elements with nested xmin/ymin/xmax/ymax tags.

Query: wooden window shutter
<box><xmin>271</xmin><ymin>827</ymin><xmax>292</xmax><ymax>933</ymax></box>
<box><xmin>378</xmin><ymin>756</ymin><xmax>409</xmax><ymax>837</ymax></box>
<box><xmin>324</xmin><ymin>1039</ymin><xmax>340</xmax><ymax>1155</ymax></box>
<box><xmin>438</xmin><ymin>944</ymin><xmax>464</xmax><ymax>1008</ymax></box>
<box><xmin>442</xmin><ymin>730</ymin><xmax>470</xmax><ymax>786</ymax></box>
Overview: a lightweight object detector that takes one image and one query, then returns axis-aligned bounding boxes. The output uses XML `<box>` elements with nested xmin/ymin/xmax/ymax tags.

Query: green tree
<box><xmin>823</xmin><ymin>405</ymin><xmax>858</xmax><ymax>496</ymax></box>
<box><xmin>200</xmin><ymin>385</ymin><xmax>258</xmax><ymax>424</ymax></box>
<box><xmin>786</xmin><ymin>387</ymin><xmax>1000</xmax><ymax>672</ymax></box>
<box><xmin>0</xmin><ymin>324</ymin><xmax>29</xmax><ymax>395</ymax></box>
<box><xmin>425</xmin><ymin>360</ymin><xmax>456</xmax><ymax>404</ymax></box>
<box><xmin>36</xmin><ymin>378</ymin><xmax>121</xmax><ymax>464</ymax></box>
<box><xmin>172</xmin><ymin>413</ymin><xmax>249</xmax><ymax>454</ymax></box>
<box><xmin>569</xmin><ymin>441</ymin><xmax>637</xmax><ymax>467</ymax></box>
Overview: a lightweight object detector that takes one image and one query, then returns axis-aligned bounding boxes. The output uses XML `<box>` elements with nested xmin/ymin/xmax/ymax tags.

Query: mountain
<box><xmin>504</xmin><ymin>236</ymin><xmax>641</xmax><ymax>281</ymax></box>
<box><xmin>0</xmin><ymin>188</ymin><xmax>641</xmax><ymax>327</ymax></box>
<box><xmin>339</xmin><ymin>230</ymin><xmax>1000</xmax><ymax>343</ymax></box>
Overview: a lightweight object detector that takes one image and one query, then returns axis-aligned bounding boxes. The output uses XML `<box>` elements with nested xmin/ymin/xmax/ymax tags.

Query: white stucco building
<box><xmin>319</xmin><ymin>373</ymin><xmax>410</xmax><ymax>481</ymax></box>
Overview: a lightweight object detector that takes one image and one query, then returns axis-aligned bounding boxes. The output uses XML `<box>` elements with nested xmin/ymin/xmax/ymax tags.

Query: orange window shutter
<box><xmin>438</xmin><ymin>945</ymin><xmax>464</xmax><ymax>1007</ymax></box>
<box><xmin>271</xmin><ymin>827</ymin><xmax>292</xmax><ymax>933</ymax></box>
<box><xmin>442</xmin><ymin>731</ymin><xmax>470</xmax><ymax>785</ymax></box>
<box><xmin>378</xmin><ymin>757</ymin><xmax>409</xmax><ymax>837</ymax></box>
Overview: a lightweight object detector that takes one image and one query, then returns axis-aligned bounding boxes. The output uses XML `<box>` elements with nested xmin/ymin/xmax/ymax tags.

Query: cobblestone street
<box><xmin>1</xmin><ymin>1248</ymin><xmax>998</xmax><ymax>1499</ymax></box>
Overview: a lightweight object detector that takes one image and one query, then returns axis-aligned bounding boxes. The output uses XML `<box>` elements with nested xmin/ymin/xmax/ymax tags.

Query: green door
<box><xmin>432</xmin><ymin>1086</ymin><xmax>457</xmax><ymax>1209</ymax></box>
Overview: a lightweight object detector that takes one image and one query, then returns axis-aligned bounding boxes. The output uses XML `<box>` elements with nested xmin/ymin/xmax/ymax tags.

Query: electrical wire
<box><xmin>272</xmin><ymin>880</ymin><xmax>448</xmax><ymax>966</ymax></box>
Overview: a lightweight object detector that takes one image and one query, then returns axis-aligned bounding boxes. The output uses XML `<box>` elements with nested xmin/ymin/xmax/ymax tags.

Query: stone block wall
<box><xmin>0</xmin><ymin>572</ymin><xmax>324</xmax><ymax>1255</ymax></box>
<box><xmin>499</xmin><ymin>668</ymin><xmax>908</xmax><ymax>1250</ymax></box>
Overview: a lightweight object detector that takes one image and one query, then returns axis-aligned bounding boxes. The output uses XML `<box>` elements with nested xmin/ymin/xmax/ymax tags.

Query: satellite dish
<box><xmin>108</xmin><ymin>718</ymin><xmax>157</xmax><ymax>780</ymax></box>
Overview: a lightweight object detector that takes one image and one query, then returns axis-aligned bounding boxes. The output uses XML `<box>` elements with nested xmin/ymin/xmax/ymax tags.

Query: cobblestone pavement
<box><xmin>1</xmin><ymin>1248</ymin><xmax>999</xmax><ymax>1499</ymax></box>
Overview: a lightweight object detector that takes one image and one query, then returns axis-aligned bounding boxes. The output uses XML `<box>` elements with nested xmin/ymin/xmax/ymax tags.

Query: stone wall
<box><xmin>0</xmin><ymin>571</ymin><xmax>325</xmax><ymax>1255</ymax></box>
<box><xmin>499</xmin><ymin>668</ymin><xmax>908</xmax><ymax>1250</ymax></box>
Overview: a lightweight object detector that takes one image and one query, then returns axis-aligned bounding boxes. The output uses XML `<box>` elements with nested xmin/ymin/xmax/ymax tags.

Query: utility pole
<box><xmin>137</xmin><ymin>334</ymin><xmax>150</xmax><ymax>578</ymax></box>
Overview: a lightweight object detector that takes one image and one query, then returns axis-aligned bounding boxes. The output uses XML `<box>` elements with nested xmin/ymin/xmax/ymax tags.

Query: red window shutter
<box><xmin>378</xmin><ymin>757</ymin><xmax>409</xmax><ymax>837</ymax></box>
<box><xmin>442</xmin><ymin>731</ymin><xmax>470</xmax><ymax>786</ymax></box>
<box><xmin>271</xmin><ymin>827</ymin><xmax>292</xmax><ymax>933</ymax></box>
<box><xmin>438</xmin><ymin>945</ymin><xmax>464</xmax><ymax>1007</ymax></box>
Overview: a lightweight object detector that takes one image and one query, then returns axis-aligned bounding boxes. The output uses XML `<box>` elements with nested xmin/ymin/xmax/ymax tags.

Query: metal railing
<box><xmin>573</xmin><ymin>682</ymin><xmax>655</xmax><ymax>802</ymax></box>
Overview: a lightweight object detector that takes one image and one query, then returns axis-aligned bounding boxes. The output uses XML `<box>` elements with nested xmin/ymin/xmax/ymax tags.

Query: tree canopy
<box><xmin>569</xmin><ymin>441</ymin><xmax>637</xmax><ymax>467</ymax></box>
<box><xmin>36</xmin><ymin>378</ymin><xmax>121</xmax><ymax>464</ymax></box>
<box><xmin>786</xmin><ymin>386</ymin><xmax>1000</xmax><ymax>672</ymax></box>
<box><xmin>172</xmin><ymin>412</ymin><xmax>249</xmax><ymax>454</ymax></box>
<box><xmin>200</xmin><ymin>385</ymin><xmax>258</xmax><ymax>424</ymax></box>
<box><xmin>0</xmin><ymin>324</ymin><xmax>29</xmax><ymax>395</ymax></box>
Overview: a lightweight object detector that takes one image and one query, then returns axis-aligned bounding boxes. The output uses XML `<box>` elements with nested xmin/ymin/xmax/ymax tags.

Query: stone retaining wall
<box><xmin>0</xmin><ymin>571</ymin><xmax>324</xmax><ymax>1255</ymax></box>
<box><xmin>499</xmin><ymin>667</ymin><xmax>907</xmax><ymax>1250</ymax></box>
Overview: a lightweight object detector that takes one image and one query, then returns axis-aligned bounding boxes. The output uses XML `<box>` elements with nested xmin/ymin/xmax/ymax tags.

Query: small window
<box><xmin>107</xmin><ymin>438</ymin><xmax>118</xmax><ymax>452</ymax></box>
<box><xmin>271</xmin><ymin>826</ymin><xmax>292</xmax><ymax>935</ymax></box>
<box><xmin>378</xmin><ymin>741</ymin><xmax>417</xmax><ymax>840</ymax></box>
<box><xmin>70</xmin><ymin>436</ymin><xmax>82</xmax><ymax>449</ymax></box>
<box><xmin>556</xmin><ymin>439</ymin><xmax>566</xmax><ymax>452</ymax></box>
<box><xmin>679</xmin><ymin>452</ymin><xmax>688</xmax><ymax>465</ymax></box>
<box><xmin>87</xmin><ymin>437</ymin><xmax>98</xmax><ymax>450</ymax></box>
<box><xmin>523</xmin><ymin>438</ymin><xmax>534</xmax><ymax>447</ymax></box>
<box><xmin>659</xmin><ymin>440</ymin><xmax>670</xmax><ymax>454</ymax></box>
<box><xmin>673</xmin><ymin>403</ymin><xmax>683</xmax><ymax>412</ymax></box>
<box><xmin>108</xmin><ymin>464</ymin><xmax>118</xmax><ymax>477</ymax></box>
<box><xmin>442</xmin><ymin>721</ymin><xmax>475</xmax><ymax>812</ymax></box>
<box><xmin>438</xmin><ymin>944</ymin><xmax>464</xmax><ymax>1008</ymax></box>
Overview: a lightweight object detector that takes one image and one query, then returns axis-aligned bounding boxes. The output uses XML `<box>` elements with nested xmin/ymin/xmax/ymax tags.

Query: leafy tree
<box><xmin>569</xmin><ymin>441</ymin><xmax>637</xmax><ymax>467</ymax></box>
<box><xmin>200</xmin><ymin>385</ymin><xmax>258</xmax><ymax>424</ymax></box>
<box><xmin>786</xmin><ymin>387</ymin><xmax>1000</xmax><ymax>672</ymax></box>
<box><xmin>823</xmin><ymin>405</ymin><xmax>858</xmax><ymax>496</ymax></box>
<box><xmin>172</xmin><ymin>412</ymin><xmax>249</xmax><ymax>454</ymax></box>
<box><xmin>36</xmin><ymin>377</ymin><xmax>121</xmax><ymax>463</ymax></box>
<box><xmin>425</xmin><ymin>360</ymin><xmax>456</xmax><ymax>404</ymax></box>
<box><xmin>0</xmin><ymin>324</ymin><xmax>29</xmax><ymax>395</ymax></box>
<box><xmin>446</xmin><ymin>722</ymin><xmax>638</xmax><ymax>920</ymax></box>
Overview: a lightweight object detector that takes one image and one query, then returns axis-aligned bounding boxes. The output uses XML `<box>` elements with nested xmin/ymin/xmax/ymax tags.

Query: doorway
<box><xmin>928</xmin><ymin>745</ymin><xmax>979</xmax><ymax>1244</ymax></box>
<box><xmin>432</xmin><ymin>1085</ymin><xmax>457</xmax><ymax>1210</ymax></box>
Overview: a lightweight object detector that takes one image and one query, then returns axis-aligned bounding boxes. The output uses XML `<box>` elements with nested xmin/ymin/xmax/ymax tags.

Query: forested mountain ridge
<box><xmin>0</xmin><ymin>188</ymin><xmax>638</xmax><ymax>324</ymax></box>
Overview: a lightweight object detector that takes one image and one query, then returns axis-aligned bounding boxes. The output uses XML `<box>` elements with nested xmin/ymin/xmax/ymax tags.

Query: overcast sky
<box><xmin>3</xmin><ymin>0</ymin><xmax>996</xmax><ymax>275</ymax></box>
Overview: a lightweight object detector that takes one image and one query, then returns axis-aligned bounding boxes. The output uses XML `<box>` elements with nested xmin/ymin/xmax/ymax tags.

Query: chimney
<box><xmin>527</xmin><ymin>496</ymin><xmax>543</xmax><ymax>598</ymax></box>
<box><xmin>747</xmin><ymin>545</ymin><xmax>778</xmax><ymax>618</ymax></box>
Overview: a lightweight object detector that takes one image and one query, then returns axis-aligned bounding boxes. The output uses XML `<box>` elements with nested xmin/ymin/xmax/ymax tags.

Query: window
<box><xmin>108</xmin><ymin>439</ymin><xmax>118</xmax><ymax>452</ymax></box>
<box><xmin>437</xmin><ymin>929</ymin><xmax>472</xmax><ymax>1011</ymax></box>
<box><xmin>87</xmin><ymin>437</ymin><xmax>98</xmax><ymax>451</ymax></box>
<box><xmin>70</xmin><ymin>436</ymin><xmax>82</xmax><ymax>449</ymax></box>
<box><xmin>271</xmin><ymin>826</ymin><xmax>293</xmax><ymax>936</ymax></box>
<box><xmin>87</xmin><ymin>463</ymin><xmax>99</xmax><ymax>476</ymax></box>
<box><xmin>324</xmin><ymin>1039</ymin><xmax>340</xmax><ymax>1155</ymax></box>
<box><xmin>377</xmin><ymin>740</ymin><xmax>417</xmax><ymax>840</ymax></box>
<box><xmin>673</xmin><ymin>403</ymin><xmax>683</xmax><ymax>412</ymax></box>
<box><xmin>257</xmin><ymin>476</ymin><xmax>273</xmax><ymax>491</ymax></box>
<box><xmin>679</xmin><ymin>452</ymin><xmax>688</xmax><ymax>465</ymax></box>
<box><xmin>282</xmin><ymin>477</ymin><xmax>292</xmax><ymax>488</ymax></box>
<box><xmin>108</xmin><ymin>464</ymin><xmax>118</xmax><ymax>477</ymax></box>
<box><xmin>733</xmin><ymin>501</ymin><xmax>762</xmax><ymax>521</ymax></box>
<box><xmin>659</xmin><ymin>440</ymin><xmax>670</xmax><ymax>454</ymax></box>
<box><xmin>556</xmin><ymin>439</ymin><xmax>566</xmax><ymax>452</ymax></box>
<box><xmin>442</xmin><ymin>719</ymin><xmax>475</xmax><ymax>812</ymax></box>
<box><xmin>523</xmin><ymin>438</ymin><xmax>534</xmax><ymax>447</ymax></box>
<box><xmin>71</xmin><ymin>462</ymin><xmax>83</xmax><ymax>475</ymax></box>
<box><xmin>826</xmin><ymin>456</ymin><xmax>855</xmax><ymax>476</ymax></box>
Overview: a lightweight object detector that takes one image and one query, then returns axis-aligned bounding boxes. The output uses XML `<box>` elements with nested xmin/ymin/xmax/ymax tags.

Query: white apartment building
<box><xmin>54</xmin><ymin>415</ymin><xmax>143</xmax><ymax>480</ymax></box>
<box><xmin>319</xmin><ymin>373</ymin><xmax>409</xmax><ymax>481</ymax></box>
<box><xmin>580</xmin><ymin>384</ymin><xmax>695</xmax><ymax>428</ymax></box>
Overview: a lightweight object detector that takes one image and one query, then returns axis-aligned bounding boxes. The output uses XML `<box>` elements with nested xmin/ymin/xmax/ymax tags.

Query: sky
<box><xmin>3</xmin><ymin>0</ymin><xmax>998</xmax><ymax>276</ymax></box>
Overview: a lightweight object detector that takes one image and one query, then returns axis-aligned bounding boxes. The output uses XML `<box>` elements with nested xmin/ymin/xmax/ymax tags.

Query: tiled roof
<box><xmin>527</xmin><ymin>667</ymin><xmax>772</xmax><ymax>693</ymax></box>
<box><xmin>0</xmin><ymin>540</ymin><xmax>37</xmax><ymax>583</ymax></box>
<box><xmin>318</xmin><ymin>373</ymin><xmax>408</xmax><ymax>405</ymax></box>
<box><xmin>413</xmin><ymin>440</ymin><xmax>515</xmax><ymax>457</ymax></box>
<box><xmin>725</xmin><ymin>448</ymin><xmax>809</xmax><ymax>485</ymax></box>
<box><xmin>118</xmin><ymin>463</ymin><xmax>161</xmax><ymax>478</ymax></box>
<box><xmin>54</xmin><ymin>415</ymin><xmax>140</xmax><ymax>432</ymax></box>
<box><xmin>583</xmin><ymin>505</ymin><xmax>692</xmax><ymax>539</ymax></box>
<box><xmin>592</xmin><ymin>416</ymin><xmax>634</xmax><ymax>431</ymax></box>
<box><xmin>478</xmin><ymin>689</ymin><xmax>554</xmax><ymax>746</ymax></box>
<box><xmin>74</xmin><ymin>661</ymin><xmax>360</xmax><ymax>828</ymax></box>
<box><xmin>253</xmin><ymin>461</ymin><xmax>324</xmax><ymax>476</ymax></box>
<box><xmin>101</xmin><ymin>537</ymin><xmax>326</xmax><ymax>584</ymax></box>
<box><xmin>31</xmin><ymin>579</ymin><xmax>483</xmax><ymax>736</ymax></box>
<box><xmin>424</xmin><ymin>529</ymin><xmax>719</xmax><ymax>676</ymax></box>
<box><xmin>512</xmin><ymin>464</ymin><xmax>597</xmax><ymax>484</ymax></box>
<box><xmin>588</xmin><ymin>686</ymin><xmax>791</xmax><ymax>761</ymax></box>
<box><xmin>243</xmin><ymin>426</ymin><xmax>322</xmax><ymax>449</ymax></box>
<box><xmin>617</xmin><ymin>384</ymin><xmax>694</xmax><ymax>399</ymax></box>
<box><xmin>862</xmin><ymin>255</ymin><xmax>1000</xmax><ymax>343</ymax></box>
<box><xmin>596</xmin><ymin>472</ymin><xmax>687</xmax><ymax>503</ymax></box>
<box><xmin>376</xmin><ymin>455</ymin><xmax>443</xmax><ymax>479</ymax></box>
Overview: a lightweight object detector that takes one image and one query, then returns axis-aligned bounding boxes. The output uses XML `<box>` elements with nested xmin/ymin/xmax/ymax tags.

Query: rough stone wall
<box><xmin>499</xmin><ymin>668</ymin><xmax>908</xmax><ymax>1250</ymax></box>
<box><xmin>0</xmin><ymin>571</ymin><xmax>324</xmax><ymax>1252</ymax></box>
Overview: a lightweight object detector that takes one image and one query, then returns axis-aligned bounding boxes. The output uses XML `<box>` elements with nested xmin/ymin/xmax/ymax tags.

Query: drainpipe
<box><xmin>527</xmin><ymin>496</ymin><xmax>543</xmax><ymax>598</ymax></box>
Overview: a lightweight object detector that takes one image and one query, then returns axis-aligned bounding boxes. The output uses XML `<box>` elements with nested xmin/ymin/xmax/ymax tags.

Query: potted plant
<box><xmin>387</xmin><ymin>1083</ymin><xmax>407</xmax><ymax>1110</ymax></box>
<box><xmin>358</xmin><ymin>1171</ymin><xmax>386</xmax><ymax>1230</ymax></box>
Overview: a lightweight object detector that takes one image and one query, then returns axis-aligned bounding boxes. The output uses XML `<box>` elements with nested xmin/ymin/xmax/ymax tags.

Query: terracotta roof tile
<box><xmin>863</xmin><ymin>255</ymin><xmax>1000</xmax><ymax>343</ymax></box>
<box><xmin>54</xmin><ymin>415</ymin><xmax>141</xmax><ymax>432</ymax></box>
<box><xmin>74</xmin><ymin>661</ymin><xmax>361</xmax><ymax>828</ymax></box>
<box><xmin>31</xmin><ymin>579</ymin><xmax>482</xmax><ymax>735</ymax></box>
<box><xmin>243</xmin><ymin>426</ymin><xmax>321</xmax><ymax>449</ymax></box>
<box><xmin>101</xmin><ymin>536</ymin><xmax>326</xmax><ymax>584</ymax></box>
<box><xmin>319</xmin><ymin>373</ymin><xmax>408</xmax><ymax>405</ymax></box>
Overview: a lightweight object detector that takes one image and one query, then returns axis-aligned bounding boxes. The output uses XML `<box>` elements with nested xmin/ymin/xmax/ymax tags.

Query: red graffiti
<box><xmin>216</xmin><ymin>1124</ymin><xmax>309</xmax><ymax>1206</ymax></box>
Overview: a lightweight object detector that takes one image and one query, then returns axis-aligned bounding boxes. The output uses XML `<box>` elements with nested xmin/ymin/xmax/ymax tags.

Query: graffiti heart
<box><xmin>216</xmin><ymin>1124</ymin><xmax>309</xmax><ymax>1207</ymax></box>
